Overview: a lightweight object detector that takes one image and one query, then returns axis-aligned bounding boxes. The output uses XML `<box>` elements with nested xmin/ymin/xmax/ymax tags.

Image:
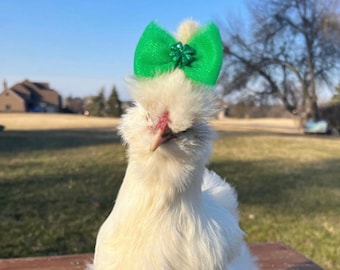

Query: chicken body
<box><xmin>92</xmin><ymin>70</ymin><xmax>258</xmax><ymax>270</ymax></box>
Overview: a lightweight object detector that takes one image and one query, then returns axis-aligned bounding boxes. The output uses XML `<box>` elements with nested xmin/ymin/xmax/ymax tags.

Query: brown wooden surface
<box><xmin>249</xmin><ymin>242</ymin><xmax>323</xmax><ymax>270</ymax></box>
<box><xmin>0</xmin><ymin>242</ymin><xmax>323</xmax><ymax>270</ymax></box>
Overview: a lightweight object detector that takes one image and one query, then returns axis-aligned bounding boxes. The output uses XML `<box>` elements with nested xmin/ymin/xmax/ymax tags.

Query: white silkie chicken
<box><xmin>91</xmin><ymin>19</ymin><xmax>258</xmax><ymax>270</ymax></box>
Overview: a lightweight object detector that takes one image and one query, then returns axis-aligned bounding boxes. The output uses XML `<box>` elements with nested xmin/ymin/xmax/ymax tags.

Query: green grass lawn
<box><xmin>0</xmin><ymin>122</ymin><xmax>339</xmax><ymax>269</ymax></box>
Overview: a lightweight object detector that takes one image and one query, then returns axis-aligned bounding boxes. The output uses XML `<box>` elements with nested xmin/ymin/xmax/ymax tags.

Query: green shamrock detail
<box><xmin>170</xmin><ymin>42</ymin><xmax>196</xmax><ymax>68</ymax></box>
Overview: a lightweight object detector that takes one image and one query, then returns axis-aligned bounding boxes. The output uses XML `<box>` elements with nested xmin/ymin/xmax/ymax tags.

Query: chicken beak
<box><xmin>150</xmin><ymin>128</ymin><xmax>164</xmax><ymax>152</ymax></box>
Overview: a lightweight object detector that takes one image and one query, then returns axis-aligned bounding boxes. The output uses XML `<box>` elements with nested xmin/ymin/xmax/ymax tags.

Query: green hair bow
<box><xmin>134</xmin><ymin>21</ymin><xmax>223</xmax><ymax>85</ymax></box>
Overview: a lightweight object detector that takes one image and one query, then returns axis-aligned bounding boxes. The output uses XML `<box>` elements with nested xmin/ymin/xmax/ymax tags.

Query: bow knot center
<box><xmin>170</xmin><ymin>42</ymin><xmax>196</xmax><ymax>68</ymax></box>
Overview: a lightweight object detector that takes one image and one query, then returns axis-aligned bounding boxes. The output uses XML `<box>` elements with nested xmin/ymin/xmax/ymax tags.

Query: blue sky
<box><xmin>0</xmin><ymin>0</ymin><xmax>248</xmax><ymax>101</ymax></box>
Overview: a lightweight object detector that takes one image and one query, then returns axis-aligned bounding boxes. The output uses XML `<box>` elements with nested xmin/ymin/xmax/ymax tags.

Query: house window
<box><xmin>6</xmin><ymin>104</ymin><xmax>11</xmax><ymax>112</ymax></box>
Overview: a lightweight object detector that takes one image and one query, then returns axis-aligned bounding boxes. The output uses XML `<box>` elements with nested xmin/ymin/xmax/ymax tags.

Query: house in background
<box><xmin>63</xmin><ymin>97</ymin><xmax>85</xmax><ymax>114</ymax></box>
<box><xmin>0</xmin><ymin>79</ymin><xmax>62</xmax><ymax>113</ymax></box>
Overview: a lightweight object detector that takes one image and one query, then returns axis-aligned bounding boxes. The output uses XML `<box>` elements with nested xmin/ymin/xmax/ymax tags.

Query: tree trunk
<box><xmin>309</xmin><ymin>95</ymin><xmax>320</xmax><ymax>121</ymax></box>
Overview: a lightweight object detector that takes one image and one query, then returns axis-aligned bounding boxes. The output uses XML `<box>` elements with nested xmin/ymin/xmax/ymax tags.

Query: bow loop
<box><xmin>134</xmin><ymin>21</ymin><xmax>223</xmax><ymax>85</ymax></box>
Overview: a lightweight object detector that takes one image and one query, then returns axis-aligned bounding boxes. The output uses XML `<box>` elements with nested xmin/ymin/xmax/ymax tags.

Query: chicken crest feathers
<box><xmin>128</xmin><ymin>70</ymin><xmax>218</xmax><ymax>134</ymax></box>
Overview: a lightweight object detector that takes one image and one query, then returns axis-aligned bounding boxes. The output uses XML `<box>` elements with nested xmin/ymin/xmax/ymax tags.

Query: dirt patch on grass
<box><xmin>0</xmin><ymin>113</ymin><xmax>120</xmax><ymax>130</ymax></box>
<box><xmin>0</xmin><ymin>113</ymin><xmax>300</xmax><ymax>134</ymax></box>
<box><xmin>211</xmin><ymin>118</ymin><xmax>300</xmax><ymax>134</ymax></box>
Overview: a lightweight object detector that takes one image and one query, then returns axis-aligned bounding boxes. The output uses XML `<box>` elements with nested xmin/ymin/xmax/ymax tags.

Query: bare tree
<box><xmin>221</xmin><ymin>0</ymin><xmax>340</xmax><ymax>121</ymax></box>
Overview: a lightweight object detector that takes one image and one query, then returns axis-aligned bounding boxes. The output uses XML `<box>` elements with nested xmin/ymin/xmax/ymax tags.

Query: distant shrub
<box><xmin>320</xmin><ymin>103</ymin><xmax>340</xmax><ymax>132</ymax></box>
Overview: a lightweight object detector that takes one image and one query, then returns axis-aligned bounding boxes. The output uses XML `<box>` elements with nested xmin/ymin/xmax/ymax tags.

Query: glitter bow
<box><xmin>134</xmin><ymin>21</ymin><xmax>223</xmax><ymax>85</ymax></box>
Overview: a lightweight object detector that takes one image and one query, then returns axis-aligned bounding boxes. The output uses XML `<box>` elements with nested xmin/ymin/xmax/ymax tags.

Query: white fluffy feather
<box><xmin>91</xmin><ymin>19</ymin><xmax>258</xmax><ymax>270</ymax></box>
<box><xmin>176</xmin><ymin>18</ymin><xmax>200</xmax><ymax>43</ymax></box>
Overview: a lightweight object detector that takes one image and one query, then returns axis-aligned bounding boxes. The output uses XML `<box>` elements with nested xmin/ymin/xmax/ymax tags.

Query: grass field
<box><xmin>0</xmin><ymin>113</ymin><xmax>339</xmax><ymax>269</ymax></box>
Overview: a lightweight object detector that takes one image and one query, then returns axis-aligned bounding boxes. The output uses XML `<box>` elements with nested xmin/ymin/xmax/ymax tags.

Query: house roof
<box><xmin>11</xmin><ymin>84</ymin><xmax>31</xmax><ymax>100</ymax></box>
<box><xmin>10</xmin><ymin>79</ymin><xmax>60</xmax><ymax>106</ymax></box>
